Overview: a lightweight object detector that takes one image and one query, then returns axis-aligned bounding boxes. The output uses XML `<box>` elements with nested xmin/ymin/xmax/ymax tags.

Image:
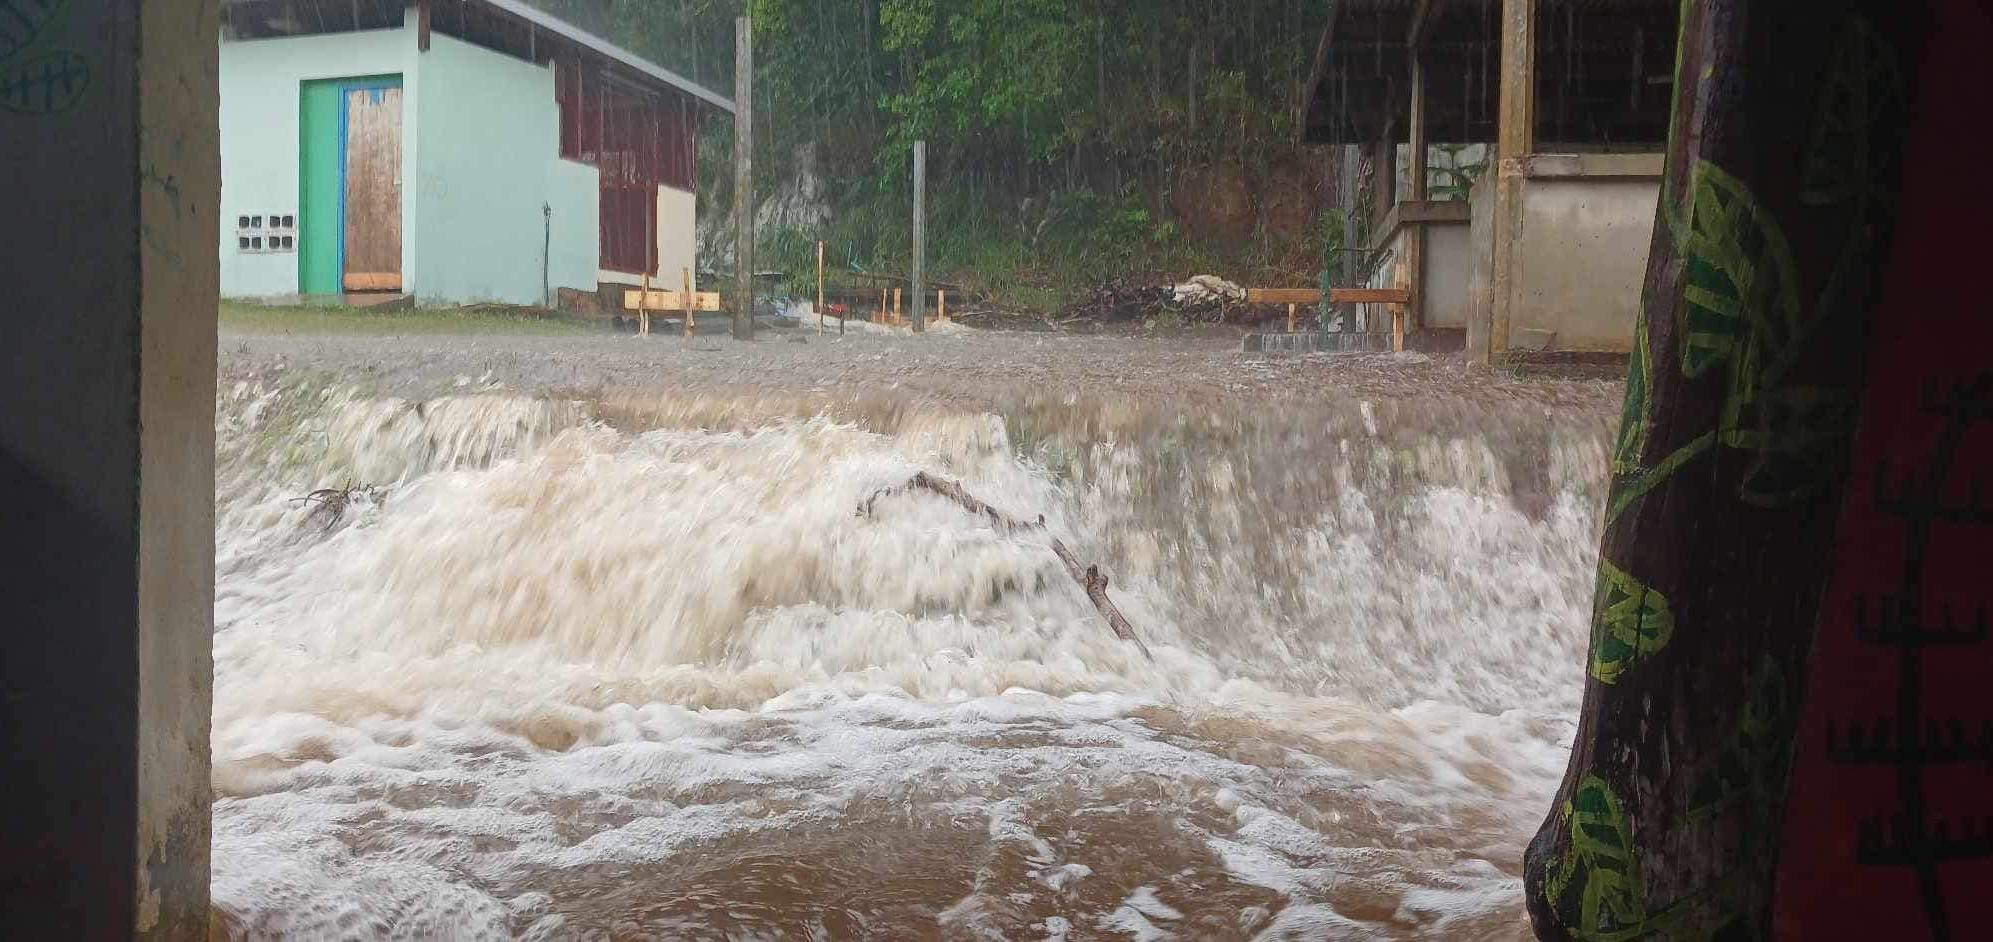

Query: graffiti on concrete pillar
<box><xmin>0</xmin><ymin>0</ymin><xmax>89</xmax><ymax>115</ymax></box>
<box><xmin>1826</xmin><ymin>374</ymin><xmax>1993</xmax><ymax>940</ymax></box>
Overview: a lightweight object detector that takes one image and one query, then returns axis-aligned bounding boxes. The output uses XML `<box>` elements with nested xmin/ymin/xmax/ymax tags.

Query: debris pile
<box><xmin>1059</xmin><ymin>275</ymin><xmax>1276</xmax><ymax>326</ymax></box>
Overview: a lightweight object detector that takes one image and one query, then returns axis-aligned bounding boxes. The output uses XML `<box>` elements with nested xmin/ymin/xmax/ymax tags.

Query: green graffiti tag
<box><xmin>0</xmin><ymin>0</ymin><xmax>89</xmax><ymax>115</ymax></box>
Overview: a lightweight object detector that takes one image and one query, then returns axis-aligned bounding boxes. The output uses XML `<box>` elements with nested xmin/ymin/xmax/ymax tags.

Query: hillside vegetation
<box><xmin>535</xmin><ymin>0</ymin><xmax>1343</xmax><ymax>309</ymax></box>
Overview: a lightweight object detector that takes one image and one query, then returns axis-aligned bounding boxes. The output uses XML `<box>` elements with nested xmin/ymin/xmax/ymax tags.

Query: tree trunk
<box><xmin>1525</xmin><ymin>1</ymin><xmax>1927</xmax><ymax>938</ymax></box>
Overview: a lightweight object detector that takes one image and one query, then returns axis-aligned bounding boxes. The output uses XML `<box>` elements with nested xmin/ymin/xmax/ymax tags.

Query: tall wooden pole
<box><xmin>911</xmin><ymin>140</ymin><xmax>927</xmax><ymax>332</ymax></box>
<box><xmin>1486</xmin><ymin>0</ymin><xmax>1535</xmax><ymax>363</ymax></box>
<box><xmin>732</xmin><ymin>15</ymin><xmax>754</xmax><ymax>341</ymax></box>
<box><xmin>1405</xmin><ymin>45</ymin><xmax>1428</xmax><ymax>340</ymax></box>
<box><xmin>1342</xmin><ymin>143</ymin><xmax>1360</xmax><ymax>288</ymax></box>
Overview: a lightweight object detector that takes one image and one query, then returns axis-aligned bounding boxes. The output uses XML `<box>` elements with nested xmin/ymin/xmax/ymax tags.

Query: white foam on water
<box><xmin>210</xmin><ymin>384</ymin><xmax>1601</xmax><ymax>938</ymax></box>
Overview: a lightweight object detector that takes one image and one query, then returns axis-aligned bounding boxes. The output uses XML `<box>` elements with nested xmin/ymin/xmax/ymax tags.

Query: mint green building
<box><xmin>219</xmin><ymin>0</ymin><xmax>731</xmax><ymax>306</ymax></box>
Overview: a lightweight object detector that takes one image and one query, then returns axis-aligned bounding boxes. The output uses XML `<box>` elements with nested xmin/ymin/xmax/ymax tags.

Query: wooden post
<box><xmin>1287</xmin><ymin>303</ymin><xmax>1298</xmax><ymax>333</ymax></box>
<box><xmin>1392</xmin><ymin>263</ymin><xmax>1410</xmax><ymax>353</ymax></box>
<box><xmin>732</xmin><ymin>15</ymin><xmax>754</xmax><ymax>341</ymax></box>
<box><xmin>639</xmin><ymin>272</ymin><xmax>652</xmax><ymax>337</ymax></box>
<box><xmin>1487</xmin><ymin>0</ymin><xmax>1536</xmax><ymax>364</ymax></box>
<box><xmin>1341</xmin><ymin>145</ymin><xmax>1361</xmax><ymax>288</ymax></box>
<box><xmin>1404</xmin><ymin>42</ymin><xmax>1428</xmax><ymax>343</ymax></box>
<box><xmin>893</xmin><ymin>287</ymin><xmax>902</xmax><ymax>325</ymax></box>
<box><xmin>938</xmin><ymin>288</ymin><xmax>947</xmax><ymax>323</ymax></box>
<box><xmin>417</xmin><ymin>0</ymin><xmax>432</xmax><ymax>52</ymax></box>
<box><xmin>911</xmin><ymin>140</ymin><xmax>927</xmax><ymax>332</ymax></box>
<box><xmin>878</xmin><ymin>288</ymin><xmax>886</xmax><ymax>323</ymax></box>
<box><xmin>683</xmin><ymin>267</ymin><xmax>695</xmax><ymax>337</ymax></box>
<box><xmin>1370</xmin><ymin>136</ymin><xmax>1396</xmax><ymax>225</ymax></box>
<box><xmin>816</xmin><ymin>240</ymin><xmax>825</xmax><ymax>335</ymax></box>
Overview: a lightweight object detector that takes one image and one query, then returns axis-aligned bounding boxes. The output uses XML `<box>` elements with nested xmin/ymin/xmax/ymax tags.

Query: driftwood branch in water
<box><xmin>859</xmin><ymin>472</ymin><xmax>1152</xmax><ymax>658</ymax></box>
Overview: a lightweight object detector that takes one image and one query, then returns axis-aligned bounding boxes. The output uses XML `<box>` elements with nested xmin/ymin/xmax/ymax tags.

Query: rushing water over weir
<box><xmin>210</xmin><ymin>380</ymin><xmax>1611</xmax><ymax>939</ymax></box>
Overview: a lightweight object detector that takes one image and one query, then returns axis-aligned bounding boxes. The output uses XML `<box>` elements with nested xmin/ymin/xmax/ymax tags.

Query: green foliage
<box><xmin>530</xmin><ymin>0</ymin><xmax>1338</xmax><ymax>309</ymax></box>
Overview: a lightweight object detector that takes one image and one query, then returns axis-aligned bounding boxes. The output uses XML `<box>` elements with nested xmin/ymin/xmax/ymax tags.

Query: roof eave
<box><xmin>480</xmin><ymin>0</ymin><xmax>735</xmax><ymax>114</ymax></box>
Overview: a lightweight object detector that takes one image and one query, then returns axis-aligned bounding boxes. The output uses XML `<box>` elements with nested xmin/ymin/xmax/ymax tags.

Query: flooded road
<box><xmin>208</xmin><ymin>344</ymin><xmax>1613</xmax><ymax>939</ymax></box>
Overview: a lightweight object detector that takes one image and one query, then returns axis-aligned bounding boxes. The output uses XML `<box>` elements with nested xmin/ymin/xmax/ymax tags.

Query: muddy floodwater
<box><xmin>209</xmin><ymin>329</ymin><xmax>1618</xmax><ymax>939</ymax></box>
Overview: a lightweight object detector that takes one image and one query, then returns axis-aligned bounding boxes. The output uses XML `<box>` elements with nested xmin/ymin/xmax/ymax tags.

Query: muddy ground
<box><xmin>219</xmin><ymin>321</ymin><xmax>1626</xmax><ymax>416</ymax></box>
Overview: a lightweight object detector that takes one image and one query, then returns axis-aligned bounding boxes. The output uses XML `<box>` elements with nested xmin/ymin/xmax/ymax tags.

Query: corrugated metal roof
<box><xmin>221</xmin><ymin>0</ymin><xmax>734</xmax><ymax>114</ymax></box>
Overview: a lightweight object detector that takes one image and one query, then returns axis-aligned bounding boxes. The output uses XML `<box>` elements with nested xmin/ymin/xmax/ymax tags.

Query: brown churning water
<box><xmin>209</xmin><ymin>381</ymin><xmax>1610</xmax><ymax>939</ymax></box>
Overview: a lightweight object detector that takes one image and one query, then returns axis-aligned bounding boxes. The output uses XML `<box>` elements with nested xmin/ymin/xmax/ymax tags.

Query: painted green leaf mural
<box><xmin>1800</xmin><ymin>16</ymin><xmax>1906</xmax><ymax>208</ymax></box>
<box><xmin>1677</xmin><ymin>162</ymin><xmax>1799</xmax><ymax>392</ymax></box>
<box><xmin>1613</xmin><ymin>316</ymin><xmax>1655</xmax><ymax>475</ymax></box>
<box><xmin>1541</xmin><ymin>775</ymin><xmax>1655</xmax><ymax>941</ymax></box>
<box><xmin>1591</xmin><ymin>559</ymin><xmax>1675</xmax><ymax>684</ymax></box>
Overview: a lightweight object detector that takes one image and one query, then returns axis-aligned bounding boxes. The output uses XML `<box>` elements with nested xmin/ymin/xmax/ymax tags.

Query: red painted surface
<box><xmin>556</xmin><ymin>62</ymin><xmax>702</xmax><ymax>274</ymax></box>
<box><xmin>1774</xmin><ymin>1</ymin><xmax>1993</xmax><ymax>937</ymax></box>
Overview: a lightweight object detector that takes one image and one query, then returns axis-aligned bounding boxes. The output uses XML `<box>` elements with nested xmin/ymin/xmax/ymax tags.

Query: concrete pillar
<box><xmin>1486</xmin><ymin>0</ymin><xmax>1536</xmax><ymax>364</ymax></box>
<box><xmin>0</xmin><ymin>2</ymin><xmax>217</xmax><ymax>937</ymax></box>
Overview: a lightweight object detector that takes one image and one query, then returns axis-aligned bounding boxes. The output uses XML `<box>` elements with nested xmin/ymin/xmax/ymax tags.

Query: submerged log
<box><xmin>860</xmin><ymin>472</ymin><xmax>1152</xmax><ymax>658</ymax></box>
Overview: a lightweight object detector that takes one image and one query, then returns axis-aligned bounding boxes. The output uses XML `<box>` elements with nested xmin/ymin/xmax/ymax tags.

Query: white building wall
<box><xmin>218</xmin><ymin>23</ymin><xmax>418</xmax><ymax>298</ymax></box>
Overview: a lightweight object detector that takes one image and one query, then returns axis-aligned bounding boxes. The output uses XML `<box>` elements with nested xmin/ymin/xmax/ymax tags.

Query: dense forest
<box><xmin>531</xmin><ymin>0</ymin><xmax>1346</xmax><ymax>308</ymax></box>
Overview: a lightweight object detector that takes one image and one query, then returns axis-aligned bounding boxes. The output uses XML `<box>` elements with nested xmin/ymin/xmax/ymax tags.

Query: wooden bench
<box><xmin>623</xmin><ymin>269</ymin><xmax>722</xmax><ymax>337</ymax></box>
<box><xmin>1245</xmin><ymin>269</ymin><xmax>1413</xmax><ymax>348</ymax></box>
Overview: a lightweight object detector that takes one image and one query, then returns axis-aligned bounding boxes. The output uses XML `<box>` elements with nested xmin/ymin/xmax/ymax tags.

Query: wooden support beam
<box><xmin>1486</xmin><ymin>0</ymin><xmax>1537</xmax><ymax>364</ymax></box>
<box><xmin>1408</xmin><ymin>52</ymin><xmax>1428</xmax><ymax>202</ymax></box>
<box><xmin>1245</xmin><ymin>287</ymin><xmax>1412</xmax><ymax>306</ymax></box>
<box><xmin>622</xmin><ymin>287</ymin><xmax>723</xmax><ymax>313</ymax></box>
<box><xmin>1405</xmin><ymin>46</ymin><xmax>1428</xmax><ymax>339</ymax></box>
<box><xmin>417</xmin><ymin>0</ymin><xmax>432</xmax><ymax>51</ymax></box>
<box><xmin>1371</xmin><ymin>136</ymin><xmax>1396</xmax><ymax>224</ymax></box>
<box><xmin>1332</xmin><ymin>287</ymin><xmax>1412</xmax><ymax>305</ymax></box>
<box><xmin>1246</xmin><ymin>287</ymin><xmax>1325</xmax><ymax>305</ymax></box>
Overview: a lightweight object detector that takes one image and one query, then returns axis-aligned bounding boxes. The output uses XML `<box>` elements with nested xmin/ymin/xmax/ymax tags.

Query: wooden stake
<box><xmin>683</xmin><ymin>267</ymin><xmax>695</xmax><ymax>337</ymax></box>
<box><xmin>893</xmin><ymin>287</ymin><xmax>902</xmax><ymax>325</ymax></box>
<box><xmin>938</xmin><ymin>288</ymin><xmax>947</xmax><ymax>323</ymax></box>
<box><xmin>1287</xmin><ymin>302</ymin><xmax>1298</xmax><ymax>333</ymax></box>
<box><xmin>640</xmin><ymin>271</ymin><xmax>651</xmax><ymax>337</ymax></box>
<box><xmin>878</xmin><ymin>288</ymin><xmax>886</xmax><ymax>323</ymax></box>
<box><xmin>816</xmin><ymin>240</ymin><xmax>825</xmax><ymax>335</ymax></box>
<box><xmin>911</xmin><ymin>139</ymin><xmax>926</xmax><ymax>332</ymax></box>
<box><xmin>1393</xmin><ymin>263</ymin><xmax>1410</xmax><ymax>352</ymax></box>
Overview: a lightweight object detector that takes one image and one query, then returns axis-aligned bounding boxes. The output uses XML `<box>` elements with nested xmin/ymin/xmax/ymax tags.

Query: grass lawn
<box><xmin>220</xmin><ymin>301</ymin><xmax>597</xmax><ymax>336</ymax></box>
